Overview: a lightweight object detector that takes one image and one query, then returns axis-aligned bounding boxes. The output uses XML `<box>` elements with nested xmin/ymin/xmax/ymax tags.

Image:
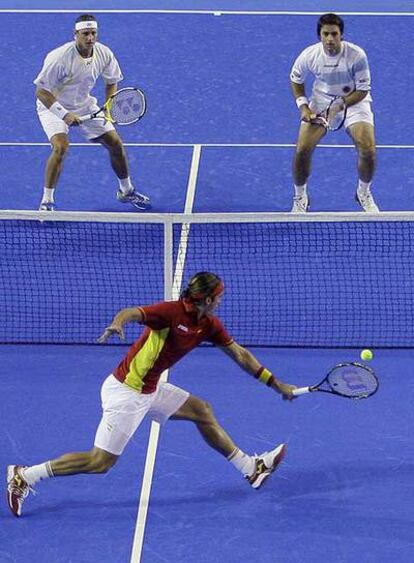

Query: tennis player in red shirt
<box><xmin>7</xmin><ymin>272</ymin><xmax>297</xmax><ymax>517</ymax></box>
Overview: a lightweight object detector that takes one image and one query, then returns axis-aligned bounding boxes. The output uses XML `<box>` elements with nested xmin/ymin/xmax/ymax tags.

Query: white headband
<box><xmin>75</xmin><ymin>21</ymin><xmax>98</xmax><ymax>31</ymax></box>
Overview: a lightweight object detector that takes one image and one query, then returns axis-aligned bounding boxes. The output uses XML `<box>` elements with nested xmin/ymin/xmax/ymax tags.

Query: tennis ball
<box><xmin>360</xmin><ymin>349</ymin><xmax>373</xmax><ymax>361</ymax></box>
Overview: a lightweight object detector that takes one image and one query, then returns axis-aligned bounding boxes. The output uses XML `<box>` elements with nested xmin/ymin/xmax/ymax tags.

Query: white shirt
<box><xmin>34</xmin><ymin>41</ymin><xmax>123</xmax><ymax>112</ymax></box>
<box><xmin>290</xmin><ymin>41</ymin><xmax>372</xmax><ymax>102</ymax></box>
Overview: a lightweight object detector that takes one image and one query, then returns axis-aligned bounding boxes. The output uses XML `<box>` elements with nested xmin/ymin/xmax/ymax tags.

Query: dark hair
<box><xmin>317</xmin><ymin>13</ymin><xmax>344</xmax><ymax>37</ymax></box>
<box><xmin>181</xmin><ymin>272</ymin><xmax>223</xmax><ymax>303</ymax></box>
<box><xmin>75</xmin><ymin>14</ymin><xmax>97</xmax><ymax>25</ymax></box>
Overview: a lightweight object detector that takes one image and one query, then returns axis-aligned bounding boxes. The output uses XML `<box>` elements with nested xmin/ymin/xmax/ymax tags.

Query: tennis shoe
<box><xmin>116</xmin><ymin>189</ymin><xmax>151</xmax><ymax>210</ymax></box>
<box><xmin>355</xmin><ymin>190</ymin><xmax>379</xmax><ymax>213</ymax></box>
<box><xmin>247</xmin><ymin>443</ymin><xmax>287</xmax><ymax>489</ymax></box>
<box><xmin>7</xmin><ymin>465</ymin><xmax>34</xmax><ymax>517</ymax></box>
<box><xmin>291</xmin><ymin>194</ymin><xmax>309</xmax><ymax>213</ymax></box>
<box><xmin>39</xmin><ymin>201</ymin><xmax>55</xmax><ymax>211</ymax></box>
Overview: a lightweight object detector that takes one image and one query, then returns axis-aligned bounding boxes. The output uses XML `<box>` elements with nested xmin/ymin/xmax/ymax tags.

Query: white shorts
<box><xmin>310</xmin><ymin>96</ymin><xmax>374</xmax><ymax>129</ymax></box>
<box><xmin>94</xmin><ymin>375</ymin><xmax>190</xmax><ymax>456</ymax></box>
<box><xmin>37</xmin><ymin>105</ymin><xmax>115</xmax><ymax>141</ymax></box>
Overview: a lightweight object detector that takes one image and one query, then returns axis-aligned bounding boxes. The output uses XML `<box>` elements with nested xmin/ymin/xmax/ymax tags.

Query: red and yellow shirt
<box><xmin>113</xmin><ymin>300</ymin><xmax>234</xmax><ymax>393</ymax></box>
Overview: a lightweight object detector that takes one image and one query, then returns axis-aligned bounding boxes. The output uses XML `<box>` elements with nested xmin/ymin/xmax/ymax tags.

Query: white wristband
<box><xmin>49</xmin><ymin>101</ymin><xmax>69</xmax><ymax>120</ymax></box>
<box><xmin>295</xmin><ymin>96</ymin><xmax>308</xmax><ymax>109</ymax></box>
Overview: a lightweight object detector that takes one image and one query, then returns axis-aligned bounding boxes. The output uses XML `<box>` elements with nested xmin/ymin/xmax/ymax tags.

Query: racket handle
<box><xmin>292</xmin><ymin>386</ymin><xmax>311</xmax><ymax>396</ymax></box>
<box><xmin>79</xmin><ymin>114</ymin><xmax>92</xmax><ymax>123</ymax></box>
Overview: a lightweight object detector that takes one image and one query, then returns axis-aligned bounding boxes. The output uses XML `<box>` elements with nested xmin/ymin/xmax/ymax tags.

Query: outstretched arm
<box><xmin>220</xmin><ymin>341</ymin><xmax>297</xmax><ymax>400</ymax></box>
<box><xmin>97</xmin><ymin>307</ymin><xmax>144</xmax><ymax>343</ymax></box>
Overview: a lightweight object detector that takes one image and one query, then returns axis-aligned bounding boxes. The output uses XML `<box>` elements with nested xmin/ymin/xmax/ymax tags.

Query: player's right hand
<box><xmin>276</xmin><ymin>382</ymin><xmax>298</xmax><ymax>401</ymax></box>
<box><xmin>64</xmin><ymin>112</ymin><xmax>82</xmax><ymax>126</ymax></box>
<box><xmin>97</xmin><ymin>326</ymin><xmax>125</xmax><ymax>343</ymax></box>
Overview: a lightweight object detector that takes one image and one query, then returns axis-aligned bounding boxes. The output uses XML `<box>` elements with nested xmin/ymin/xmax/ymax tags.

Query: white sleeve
<box><xmin>290</xmin><ymin>50</ymin><xmax>309</xmax><ymax>84</ymax></box>
<box><xmin>33</xmin><ymin>56</ymin><xmax>66</xmax><ymax>91</ymax></box>
<box><xmin>353</xmin><ymin>52</ymin><xmax>371</xmax><ymax>92</ymax></box>
<box><xmin>102</xmin><ymin>50</ymin><xmax>123</xmax><ymax>85</ymax></box>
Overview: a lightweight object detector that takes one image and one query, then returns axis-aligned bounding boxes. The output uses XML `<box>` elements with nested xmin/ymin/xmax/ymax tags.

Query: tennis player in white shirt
<box><xmin>290</xmin><ymin>13</ymin><xmax>379</xmax><ymax>213</ymax></box>
<box><xmin>34</xmin><ymin>14</ymin><xmax>150</xmax><ymax>212</ymax></box>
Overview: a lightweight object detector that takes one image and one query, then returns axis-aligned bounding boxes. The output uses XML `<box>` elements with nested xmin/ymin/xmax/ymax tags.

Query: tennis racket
<box><xmin>79</xmin><ymin>87</ymin><xmax>146</xmax><ymax>125</ymax></box>
<box><xmin>312</xmin><ymin>96</ymin><xmax>347</xmax><ymax>131</ymax></box>
<box><xmin>292</xmin><ymin>362</ymin><xmax>378</xmax><ymax>400</ymax></box>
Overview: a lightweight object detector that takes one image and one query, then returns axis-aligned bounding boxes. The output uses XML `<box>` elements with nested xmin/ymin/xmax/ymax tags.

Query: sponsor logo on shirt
<box><xmin>177</xmin><ymin>324</ymin><xmax>203</xmax><ymax>335</ymax></box>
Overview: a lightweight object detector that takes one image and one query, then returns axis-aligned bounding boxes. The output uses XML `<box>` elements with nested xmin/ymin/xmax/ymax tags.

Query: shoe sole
<box><xmin>117</xmin><ymin>198</ymin><xmax>151</xmax><ymax>211</ymax></box>
<box><xmin>130</xmin><ymin>203</ymin><xmax>152</xmax><ymax>210</ymax></box>
<box><xmin>252</xmin><ymin>444</ymin><xmax>287</xmax><ymax>490</ymax></box>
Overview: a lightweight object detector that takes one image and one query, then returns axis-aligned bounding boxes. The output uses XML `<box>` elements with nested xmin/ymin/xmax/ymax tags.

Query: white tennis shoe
<box><xmin>116</xmin><ymin>189</ymin><xmax>151</xmax><ymax>210</ymax></box>
<box><xmin>246</xmin><ymin>443</ymin><xmax>287</xmax><ymax>489</ymax></box>
<box><xmin>291</xmin><ymin>194</ymin><xmax>309</xmax><ymax>213</ymax></box>
<box><xmin>39</xmin><ymin>201</ymin><xmax>55</xmax><ymax>211</ymax></box>
<box><xmin>356</xmin><ymin>190</ymin><xmax>380</xmax><ymax>213</ymax></box>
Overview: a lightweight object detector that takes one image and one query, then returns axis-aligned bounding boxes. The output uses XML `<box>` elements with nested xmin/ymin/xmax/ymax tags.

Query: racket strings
<box><xmin>328</xmin><ymin>364</ymin><xmax>378</xmax><ymax>398</ymax></box>
<box><xmin>326</xmin><ymin>99</ymin><xmax>346</xmax><ymax>129</ymax></box>
<box><xmin>109</xmin><ymin>90</ymin><xmax>145</xmax><ymax>125</ymax></box>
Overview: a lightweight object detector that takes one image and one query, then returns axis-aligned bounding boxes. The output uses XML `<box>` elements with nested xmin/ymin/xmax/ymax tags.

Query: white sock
<box><xmin>358</xmin><ymin>180</ymin><xmax>372</xmax><ymax>195</ymax></box>
<box><xmin>294</xmin><ymin>183</ymin><xmax>307</xmax><ymax>197</ymax></box>
<box><xmin>22</xmin><ymin>462</ymin><xmax>53</xmax><ymax>486</ymax></box>
<box><xmin>42</xmin><ymin>188</ymin><xmax>55</xmax><ymax>203</ymax></box>
<box><xmin>118</xmin><ymin>177</ymin><xmax>134</xmax><ymax>195</ymax></box>
<box><xmin>227</xmin><ymin>448</ymin><xmax>255</xmax><ymax>476</ymax></box>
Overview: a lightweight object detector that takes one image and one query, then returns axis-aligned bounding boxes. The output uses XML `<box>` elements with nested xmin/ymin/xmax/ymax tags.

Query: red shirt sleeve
<box><xmin>139</xmin><ymin>301</ymin><xmax>177</xmax><ymax>330</ymax></box>
<box><xmin>207</xmin><ymin>317</ymin><xmax>234</xmax><ymax>346</ymax></box>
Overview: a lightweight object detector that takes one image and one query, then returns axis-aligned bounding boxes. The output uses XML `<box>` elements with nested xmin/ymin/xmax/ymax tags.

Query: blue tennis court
<box><xmin>1</xmin><ymin>2</ymin><xmax>414</xmax><ymax>562</ymax></box>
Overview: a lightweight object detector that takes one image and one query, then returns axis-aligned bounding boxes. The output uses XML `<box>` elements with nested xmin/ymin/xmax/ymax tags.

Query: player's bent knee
<box><xmin>110</xmin><ymin>142</ymin><xmax>125</xmax><ymax>158</ymax></box>
<box><xmin>193</xmin><ymin>399</ymin><xmax>214</xmax><ymax>423</ymax></box>
<box><xmin>361</xmin><ymin>145</ymin><xmax>376</xmax><ymax>159</ymax></box>
<box><xmin>51</xmin><ymin>141</ymin><xmax>69</xmax><ymax>159</ymax></box>
<box><xmin>295</xmin><ymin>146</ymin><xmax>313</xmax><ymax>163</ymax></box>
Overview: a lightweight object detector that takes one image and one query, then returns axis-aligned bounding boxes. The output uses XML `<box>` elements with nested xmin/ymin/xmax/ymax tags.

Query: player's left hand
<box><xmin>97</xmin><ymin>325</ymin><xmax>125</xmax><ymax>343</ymax></box>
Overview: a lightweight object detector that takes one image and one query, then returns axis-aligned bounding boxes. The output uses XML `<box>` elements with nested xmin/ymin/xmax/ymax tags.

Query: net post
<box><xmin>164</xmin><ymin>218</ymin><xmax>173</xmax><ymax>301</ymax></box>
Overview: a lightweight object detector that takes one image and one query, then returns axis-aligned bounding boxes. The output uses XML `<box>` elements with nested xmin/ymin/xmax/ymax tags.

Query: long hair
<box><xmin>317</xmin><ymin>13</ymin><xmax>344</xmax><ymax>37</ymax></box>
<box><xmin>181</xmin><ymin>272</ymin><xmax>223</xmax><ymax>304</ymax></box>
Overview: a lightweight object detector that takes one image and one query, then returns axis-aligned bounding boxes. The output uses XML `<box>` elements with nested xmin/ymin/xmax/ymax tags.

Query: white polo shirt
<box><xmin>290</xmin><ymin>41</ymin><xmax>372</xmax><ymax>102</ymax></box>
<box><xmin>34</xmin><ymin>41</ymin><xmax>123</xmax><ymax>113</ymax></box>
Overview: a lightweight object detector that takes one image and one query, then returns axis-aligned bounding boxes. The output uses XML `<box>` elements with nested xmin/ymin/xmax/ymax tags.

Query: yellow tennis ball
<box><xmin>360</xmin><ymin>349</ymin><xmax>373</xmax><ymax>361</ymax></box>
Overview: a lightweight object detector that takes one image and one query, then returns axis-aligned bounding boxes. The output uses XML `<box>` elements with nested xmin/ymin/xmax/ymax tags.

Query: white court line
<box><xmin>1</xmin><ymin>142</ymin><xmax>414</xmax><ymax>149</ymax></box>
<box><xmin>1</xmin><ymin>10</ymin><xmax>414</xmax><ymax>15</ymax></box>
<box><xmin>129</xmin><ymin>145</ymin><xmax>201</xmax><ymax>563</ymax></box>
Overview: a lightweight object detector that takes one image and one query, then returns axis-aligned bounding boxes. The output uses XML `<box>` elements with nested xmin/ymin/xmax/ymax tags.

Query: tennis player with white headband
<box><xmin>34</xmin><ymin>14</ymin><xmax>151</xmax><ymax>212</ymax></box>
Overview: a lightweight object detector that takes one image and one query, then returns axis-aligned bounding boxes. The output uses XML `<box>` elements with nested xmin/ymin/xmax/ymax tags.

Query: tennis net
<box><xmin>1</xmin><ymin>210</ymin><xmax>413</xmax><ymax>347</ymax></box>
